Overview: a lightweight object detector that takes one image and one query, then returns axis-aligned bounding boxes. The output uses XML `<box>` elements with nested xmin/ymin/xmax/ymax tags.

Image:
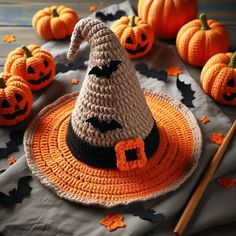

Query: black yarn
<box><xmin>66</xmin><ymin>121</ymin><xmax>159</xmax><ymax>169</ymax></box>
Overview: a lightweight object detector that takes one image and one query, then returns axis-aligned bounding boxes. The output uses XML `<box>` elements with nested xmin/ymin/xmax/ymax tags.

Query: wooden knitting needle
<box><xmin>174</xmin><ymin>120</ymin><xmax>236</xmax><ymax>236</ymax></box>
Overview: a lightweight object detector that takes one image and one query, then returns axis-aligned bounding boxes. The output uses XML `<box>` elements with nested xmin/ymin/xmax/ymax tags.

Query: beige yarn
<box><xmin>67</xmin><ymin>18</ymin><xmax>154</xmax><ymax>147</ymax></box>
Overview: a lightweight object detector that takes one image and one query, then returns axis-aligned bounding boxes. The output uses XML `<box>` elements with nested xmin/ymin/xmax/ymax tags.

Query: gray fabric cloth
<box><xmin>0</xmin><ymin>1</ymin><xmax>236</xmax><ymax>235</ymax></box>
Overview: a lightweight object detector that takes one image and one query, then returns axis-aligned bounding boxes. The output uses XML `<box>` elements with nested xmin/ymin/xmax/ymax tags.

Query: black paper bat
<box><xmin>126</xmin><ymin>203</ymin><xmax>165</xmax><ymax>224</ymax></box>
<box><xmin>0</xmin><ymin>169</ymin><xmax>6</xmax><ymax>174</ymax></box>
<box><xmin>56</xmin><ymin>57</ymin><xmax>87</xmax><ymax>74</ymax></box>
<box><xmin>0</xmin><ymin>176</ymin><xmax>32</xmax><ymax>206</ymax></box>
<box><xmin>176</xmin><ymin>75</ymin><xmax>195</xmax><ymax>107</ymax></box>
<box><xmin>0</xmin><ymin>130</ymin><xmax>24</xmax><ymax>159</ymax></box>
<box><xmin>88</xmin><ymin>60</ymin><xmax>121</xmax><ymax>79</ymax></box>
<box><xmin>95</xmin><ymin>10</ymin><xmax>126</xmax><ymax>22</ymax></box>
<box><xmin>135</xmin><ymin>62</ymin><xmax>168</xmax><ymax>82</ymax></box>
<box><xmin>86</xmin><ymin>117</ymin><xmax>122</xmax><ymax>133</ymax></box>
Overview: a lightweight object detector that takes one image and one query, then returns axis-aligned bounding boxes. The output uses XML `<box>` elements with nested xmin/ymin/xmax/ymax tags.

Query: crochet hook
<box><xmin>174</xmin><ymin>120</ymin><xmax>236</xmax><ymax>236</ymax></box>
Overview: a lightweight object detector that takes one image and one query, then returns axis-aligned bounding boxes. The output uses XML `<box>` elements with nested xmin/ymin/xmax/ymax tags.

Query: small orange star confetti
<box><xmin>3</xmin><ymin>34</ymin><xmax>16</xmax><ymax>43</ymax></box>
<box><xmin>8</xmin><ymin>156</ymin><xmax>17</xmax><ymax>165</ymax></box>
<box><xmin>71</xmin><ymin>79</ymin><xmax>79</xmax><ymax>85</ymax></box>
<box><xmin>166</xmin><ymin>66</ymin><xmax>182</xmax><ymax>76</ymax></box>
<box><xmin>90</xmin><ymin>5</ymin><xmax>97</xmax><ymax>12</ymax></box>
<box><xmin>201</xmin><ymin>116</ymin><xmax>209</xmax><ymax>124</ymax></box>
<box><xmin>100</xmin><ymin>214</ymin><xmax>126</xmax><ymax>232</ymax></box>
<box><xmin>217</xmin><ymin>176</ymin><xmax>236</xmax><ymax>189</ymax></box>
<box><xmin>208</xmin><ymin>132</ymin><xmax>224</xmax><ymax>145</ymax></box>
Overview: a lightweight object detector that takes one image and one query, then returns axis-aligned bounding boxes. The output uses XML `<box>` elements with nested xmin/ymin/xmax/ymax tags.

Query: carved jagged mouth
<box><xmin>28</xmin><ymin>71</ymin><xmax>52</xmax><ymax>85</ymax></box>
<box><xmin>2</xmin><ymin>103</ymin><xmax>28</xmax><ymax>120</ymax></box>
<box><xmin>125</xmin><ymin>43</ymin><xmax>148</xmax><ymax>55</ymax></box>
<box><xmin>223</xmin><ymin>93</ymin><xmax>236</xmax><ymax>101</ymax></box>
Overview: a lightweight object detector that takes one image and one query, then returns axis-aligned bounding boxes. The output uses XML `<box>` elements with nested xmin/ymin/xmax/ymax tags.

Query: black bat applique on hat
<box><xmin>89</xmin><ymin>60</ymin><xmax>121</xmax><ymax>79</ymax></box>
<box><xmin>176</xmin><ymin>75</ymin><xmax>195</xmax><ymax>107</ymax></box>
<box><xmin>86</xmin><ymin>117</ymin><xmax>123</xmax><ymax>133</ymax></box>
<box><xmin>135</xmin><ymin>62</ymin><xmax>168</xmax><ymax>82</ymax></box>
<box><xmin>0</xmin><ymin>130</ymin><xmax>24</xmax><ymax>159</ymax></box>
<box><xmin>0</xmin><ymin>176</ymin><xmax>32</xmax><ymax>206</ymax></box>
<box><xmin>95</xmin><ymin>10</ymin><xmax>126</xmax><ymax>22</ymax></box>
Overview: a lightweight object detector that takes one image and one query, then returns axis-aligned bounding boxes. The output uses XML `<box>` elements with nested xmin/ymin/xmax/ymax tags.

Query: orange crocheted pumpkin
<box><xmin>4</xmin><ymin>45</ymin><xmax>55</xmax><ymax>91</ymax></box>
<box><xmin>201</xmin><ymin>52</ymin><xmax>236</xmax><ymax>106</ymax></box>
<box><xmin>32</xmin><ymin>5</ymin><xmax>78</xmax><ymax>40</ymax></box>
<box><xmin>111</xmin><ymin>16</ymin><xmax>154</xmax><ymax>59</ymax></box>
<box><xmin>176</xmin><ymin>13</ymin><xmax>230</xmax><ymax>67</ymax></box>
<box><xmin>0</xmin><ymin>73</ymin><xmax>32</xmax><ymax>126</ymax></box>
<box><xmin>138</xmin><ymin>0</ymin><xmax>197</xmax><ymax>39</ymax></box>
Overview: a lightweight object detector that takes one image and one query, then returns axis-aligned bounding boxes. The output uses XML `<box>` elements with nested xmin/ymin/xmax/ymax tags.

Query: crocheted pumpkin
<box><xmin>138</xmin><ymin>0</ymin><xmax>197</xmax><ymax>39</ymax></box>
<box><xmin>0</xmin><ymin>73</ymin><xmax>33</xmax><ymax>126</ymax></box>
<box><xmin>201</xmin><ymin>52</ymin><xmax>236</xmax><ymax>106</ymax></box>
<box><xmin>32</xmin><ymin>5</ymin><xmax>79</xmax><ymax>40</ymax></box>
<box><xmin>176</xmin><ymin>13</ymin><xmax>230</xmax><ymax>67</ymax></box>
<box><xmin>111</xmin><ymin>16</ymin><xmax>154</xmax><ymax>59</ymax></box>
<box><xmin>4</xmin><ymin>45</ymin><xmax>55</xmax><ymax>91</ymax></box>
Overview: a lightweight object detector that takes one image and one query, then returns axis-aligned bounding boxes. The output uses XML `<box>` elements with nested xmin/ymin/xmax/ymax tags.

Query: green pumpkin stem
<box><xmin>0</xmin><ymin>76</ymin><xmax>6</xmax><ymax>89</ymax></box>
<box><xmin>228</xmin><ymin>52</ymin><xmax>236</xmax><ymax>68</ymax></box>
<box><xmin>129</xmin><ymin>15</ymin><xmax>136</xmax><ymax>27</ymax></box>
<box><xmin>52</xmin><ymin>8</ymin><xmax>59</xmax><ymax>17</ymax></box>
<box><xmin>200</xmin><ymin>13</ymin><xmax>210</xmax><ymax>30</ymax></box>
<box><xmin>21</xmin><ymin>45</ymin><xmax>32</xmax><ymax>58</ymax></box>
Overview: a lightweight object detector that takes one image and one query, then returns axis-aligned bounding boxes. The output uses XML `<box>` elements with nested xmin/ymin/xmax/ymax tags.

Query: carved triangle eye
<box><xmin>15</xmin><ymin>93</ymin><xmax>23</xmax><ymax>102</ymax></box>
<box><xmin>141</xmin><ymin>33</ymin><xmax>146</xmax><ymax>41</ymax></box>
<box><xmin>228</xmin><ymin>78</ymin><xmax>235</xmax><ymax>87</ymax></box>
<box><xmin>1</xmin><ymin>99</ymin><xmax>10</xmax><ymax>108</ymax></box>
<box><xmin>27</xmin><ymin>65</ymin><xmax>35</xmax><ymax>74</ymax></box>
<box><xmin>126</xmin><ymin>36</ymin><xmax>133</xmax><ymax>44</ymax></box>
<box><xmin>44</xmin><ymin>59</ymin><xmax>49</xmax><ymax>67</ymax></box>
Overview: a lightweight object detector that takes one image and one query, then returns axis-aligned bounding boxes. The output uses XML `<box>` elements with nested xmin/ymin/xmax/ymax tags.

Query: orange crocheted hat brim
<box><xmin>24</xmin><ymin>89</ymin><xmax>202</xmax><ymax>208</ymax></box>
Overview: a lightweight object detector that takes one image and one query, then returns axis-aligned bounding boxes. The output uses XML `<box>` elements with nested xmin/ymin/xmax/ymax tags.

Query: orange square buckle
<box><xmin>114</xmin><ymin>137</ymin><xmax>147</xmax><ymax>171</ymax></box>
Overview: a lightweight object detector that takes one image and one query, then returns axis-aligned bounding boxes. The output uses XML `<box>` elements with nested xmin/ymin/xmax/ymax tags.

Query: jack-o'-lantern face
<box><xmin>26</xmin><ymin>56</ymin><xmax>55</xmax><ymax>90</ymax></box>
<box><xmin>0</xmin><ymin>73</ymin><xmax>33</xmax><ymax>126</ymax></box>
<box><xmin>223</xmin><ymin>77</ymin><xmax>236</xmax><ymax>105</ymax></box>
<box><xmin>4</xmin><ymin>45</ymin><xmax>55</xmax><ymax>91</ymax></box>
<box><xmin>111</xmin><ymin>16</ymin><xmax>154</xmax><ymax>59</ymax></box>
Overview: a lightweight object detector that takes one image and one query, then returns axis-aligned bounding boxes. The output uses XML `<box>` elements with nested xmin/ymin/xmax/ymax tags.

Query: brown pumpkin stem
<box><xmin>52</xmin><ymin>8</ymin><xmax>59</xmax><ymax>17</ymax></box>
<box><xmin>21</xmin><ymin>45</ymin><xmax>32</xmax><ymax>58</ymax></box>
<box><xmin>229</xmin><ymin>52</ymin><xmax>236</xmax><ymax>68</ymax></box>
<box><xmin>0</xmin><ymin>76</ymin><xmax>6</xmax><ymax>88</ymax></box>
<box><xmin>129</xmin><ymin>16</ymin><xmax>136</xmax><ymax>27</ymax></box>
<box><xmin>199</xmin><ymin>13</ymin><xmax>210</xmax><ymax>30</ymax></box>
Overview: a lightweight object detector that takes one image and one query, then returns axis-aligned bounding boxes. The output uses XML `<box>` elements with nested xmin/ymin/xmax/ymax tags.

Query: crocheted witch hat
<box><xmin>24</xmin><ymin>18</ymin><xmax>202</xmax><ymax>208</ymax></box>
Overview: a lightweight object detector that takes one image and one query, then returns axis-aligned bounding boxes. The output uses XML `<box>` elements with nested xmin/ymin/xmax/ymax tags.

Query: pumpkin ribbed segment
<box><xmin>4</xmin><ymin>44</ymin><xmax>55</xmax><ymax>91</ymax></box>
<box><xmin>138</xmin><ymin>0</ymin><xmax>198</xmax><ymax>39</ymax></box>
<box><xmin>111</xmin><ymin>16</ymin><xmax>154</xmax><ymax>59</ymax></box>
<box><xmin>32</xmin><ymin>5</ymin><xmax>78</xmax><ymax>40</ymax></box>
<box><xmin>200</xmin><ymin>52</ymin><xmax>236</xmax><ymax>106</ymax></box>
<box><xmin>176</xmin><ymin>14</ymin><xmax>230</xmax><ymax>67</ymax></box>
<box><xmin>0</xmin><ymin>73</ymin><xmax>33</xmax><ymax>126</ymax></box>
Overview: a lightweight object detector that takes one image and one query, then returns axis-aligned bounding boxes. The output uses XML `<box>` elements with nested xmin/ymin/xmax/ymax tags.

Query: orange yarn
<box><xmin>115</xmin><ymin>137</ymin><xmax>147</xmax><ymax>171</ymax></box>
<box><xmin>208</xmin><ymin>132</ymin><xmax>224</xmax><ymax>145</ymax></box>
<box><xmin>100</xmin><ymin>214</ymin><xmax>125</xmax><ymax>232</ymax></box>
<box><xmin>217</xmin><ymin>176</ymin><xmax>236</xmax><ymax>189</ymax></box>
<box><xmin>201</xmin><ymin>116</ymin><xmax>209</xmax><ymax>124</ymax></box>
<box><xmin>25</xmin><ymin>90</ymin><xmax>199</xmax><ymax>206</ymax></box>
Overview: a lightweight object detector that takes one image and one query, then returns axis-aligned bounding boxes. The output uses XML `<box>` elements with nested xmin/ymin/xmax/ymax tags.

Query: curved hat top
<box><xmin>24</xmin><ymin>17</ymin><xmax>202</xmax><ymax>208</ymax></box>
<box><xmin>66</xmin><ymin>17</ymin><xmax>159</xmax><ymax>170</ymax></box>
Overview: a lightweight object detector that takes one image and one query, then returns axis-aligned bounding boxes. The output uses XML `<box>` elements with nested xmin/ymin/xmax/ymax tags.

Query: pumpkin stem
<box><xmin>0</xmin><ymin>76</ymin><xmax>6</xmax><ymax>89</ymax></box>
<box><xmin>200</xmin><ymin>13</ymin><xmax>210</xmax><ymax>30</ymax></box>
<box><xmin>129</xmin><ymin>16</ymin><xmax>136</xmax><ymax>27</ymax></box>
<box><xmin>21</xmin><ymin>45</ymin><xmax>32</xmax><ymax>58</ymax></box>
<box><xmin>228</xmin><ymin>52</ymin><xmax>236</xmax><ymax>68</ymax></box>
<box><xmin>52</xmin><ymin>8</ymin><xmax>59</xmax><ymax>17</ymax></box>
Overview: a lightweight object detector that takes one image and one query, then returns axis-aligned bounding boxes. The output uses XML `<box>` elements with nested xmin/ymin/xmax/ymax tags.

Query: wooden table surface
<box><xmin>0</xmin><ymin>0</ymin><xmax>236</xmax><ymax>120</ymax></box>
